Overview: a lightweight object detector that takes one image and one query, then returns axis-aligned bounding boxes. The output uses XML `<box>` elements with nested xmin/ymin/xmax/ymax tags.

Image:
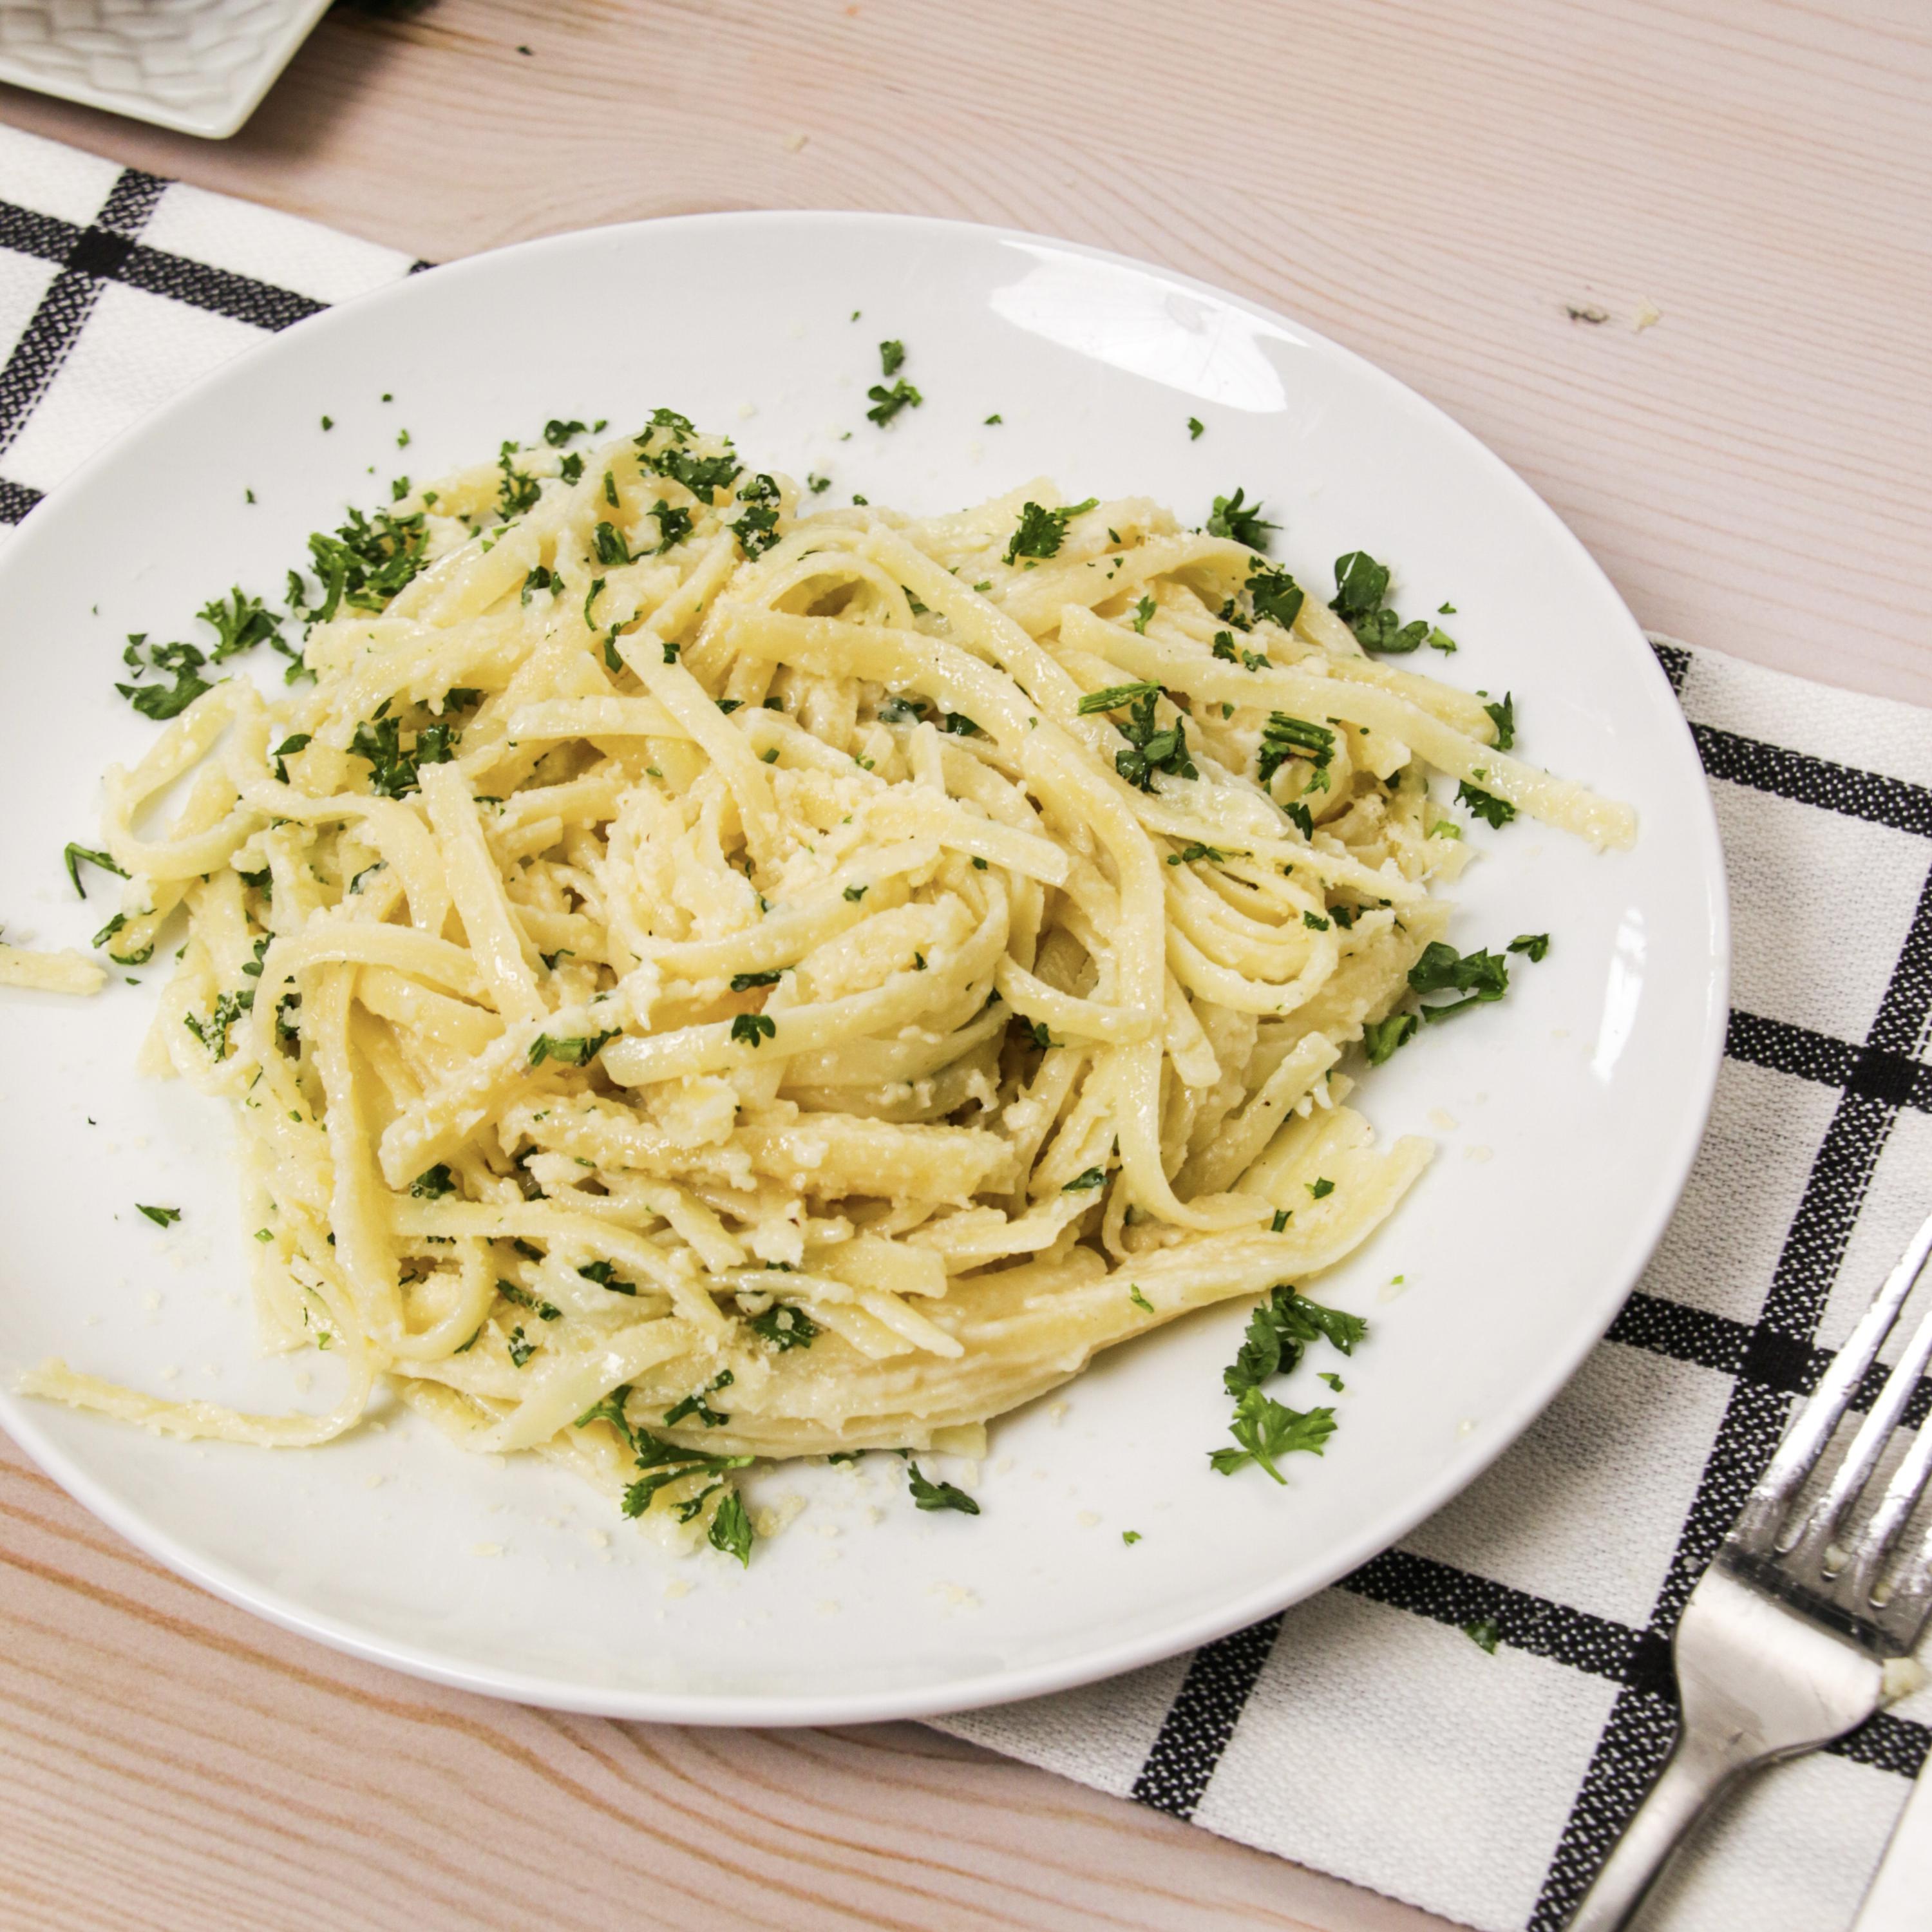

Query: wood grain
<box><xmin>0</xmin><ymin>1431</ymin><xmax>1444</xmax><ymax>1931</ymax></box>
<box><xmin>0</xmin><ymin>4</ymin><xmax>1925</xmax><ymax>1928</ymax></box>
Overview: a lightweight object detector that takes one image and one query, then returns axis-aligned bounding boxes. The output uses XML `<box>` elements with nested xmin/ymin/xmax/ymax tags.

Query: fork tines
<box><xmin>1723</xmin><ymin>1206</ymin><xmax>1932</xmax><ymax>1653</ymax></box>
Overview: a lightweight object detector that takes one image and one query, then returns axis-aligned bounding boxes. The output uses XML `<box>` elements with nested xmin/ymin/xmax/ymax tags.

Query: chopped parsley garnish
<box><xmin>730</xmin><ymin>1012</ymin><xmax>777</xmax><ymax>1048</ymax></box>
<box><xmin>1363</xmin><ymin>1012</ymin><xmax>1419</xmax><ymax>1063</ymax></box>
<box><xmin>506</xmin><ymin>1325</ymin><xmax>538</xmax><ymax>1367</ymax></box>
<box><xmin>1329</xmin><ymin>550</ymin><xmax>1428</xmax><ymax>653</ymax></box>
<box><xmin>1408</xmin><ymin>940</ymin><xmax>1510</xmax><ymax>1021</ymax></box>
<box><xmin>1463</xmin><ymin>1617</ymin><xmax>1501</xmax><ymax>1654</ymax></box>
<box><xmin>522</xmin><ymin>564</ymin><xmax>555</xmax><ymax>604</ymax></box>
<box><xmin>1309</xmin><ymin>1177</ymin><xmax>1335</xmax><ymax>1199</ymax></box>
<box><xmin>498</xmin><ymin>1280</ymin><xmax>562</xmax><ymax>1321</ymax></box>
<box><xmin>62</xmin><ymin>843</ymin><xmax>126</xmax><ymax>898</ymax></box>
<box><xmin>1129</xmin><ymin>1285</ymin><xmax>1154</xmax><ymax>1312</ymax></box>
<box><xmin>664</xmin><ymin>1368</ymin><xmax>734</xmax><ymax>1428</ymax></box>
<box><xmin>199</xmin><ymin>587</ymin><xmax>279</xmax><ymax>661</ymax></box>
<box><xmin>91</xmin><ymin>913</ymin><xmax>148</xmax><ymax>961</ymax></box>
<box><xmin>1209</xmin><ymin>1387</ymin><xmax>1337</xmax><ymax>1482</ymax></box>
<box><xmin>303</xmin><ymin>505</ymin><xmax>428</xmax><ymax>621</ymax></box>
<box><xmin>560</xmin><ymin>453</ymin><xmax>585</xmax><ymax>484</ymax></box>
<box><xmin>495</xmin><ymin>440</ymin><xmax>542</xmax><ymax>518</ymax></box>
<box><xmin>1245</xmin><ymin>562</ymin><xmax>1303</xmax><ymax>630</ymax></box>
<box><xmin>544</xmin><ymin>419</ymin><xmax>587</xmax><ymax>446</ymax></box>
<box><xmin>1167</xmin><ymin>841</ymin><xmax>1229</xmax><ymax>866</ymax></box>
<box><xmin>1187</xmin><ymin>416</ymin><xmax>1204</xmax><ymax>440</ymax></box>
<box><xmin>578</xmin><ymin>1260</ymin><xmax>637</xmax><ymax>1296</ymax></box>
<box><xmin>347</xmin><ymin>714</ymin><xmax>439</xmax><ymax>799</ymax></box>
<box><xmin>1256</xmin><ymin>713</ymin><xmax>1334</xmax><ymax>786</ymax></box>
<box><xmin>807</xmin><ymin>473</ymin><xmax>831</xmax><ymax>494</ymax></box>
<box><xmin>749</xmin><ymin>1303</ymin><xmax>818</xmax><ymax>1350</ymax></box>
<box><xmin>983</xmin><ymin>412</ymin><xmax>1002</xmax><ymax>425</ymax></box>
<box><xmin>265</xmin><ymin>732</ymin><xmax>312</xmax><ymax>784</ymax></box>
<box><xmin>1110</xmin><ymin>687</ymin><xmax>1197</xmax><ymax>791</ymax></box>
<box><xmin>878</xmin><ymin>339</ymin><xmax>906</xmax><ymax>375</ymax></box>
<box><xmin>938</xmin><ymin>710</ymin><xmax>981</xmax><ymax>736</ymax></box>
<box><xmin>1206</xmin><ymin>488</ymin><xmax>1276</xmax><ymax>551</ymax></box>
<box><xmin>184</xmin><ymin>989</ymin><xmax>252</xmax><ymax>1058</ymax></box>
<box><xmin>907</xmin><ymin>1461</ymin><xmax>980</xmax><ymax>1514</ymax></box>
<box><xmin>1130</xmin><ymin>594</ymin><xmax>1156</xmax><ymax>633</ymax></box>
<box><xmin>1063</xmin><ymin>1167</ymin><xmax>1107</xmax><ymax>1191</ymax></box>
<box><xmin>1484</xmin><ymin>691</ymin><xmax>1515</xmax><ymax>750</ymax></box>
<box><xmin>730</xmin><ymin>969</ymin><xmax>785</xmax><ymax>990</ymax></box>
<box><xmin>1077</xmin><ymin>679</ymin><xmax>1160</xmax><ymax>716</ymax></box>
<box><xmin>527</xmin><ymin>1030</ymin><xmax>619</xmax><ymax>1066</ymax></box>
<box><xmin>1304</xmin><ymin>911</ymin><xmax>1331</xmax><ymax>931</ymax></box>
<box><xmin>592</xmin><ymin>520</ymin><xmax>632</xmax><ymax>565</ymax></box>
<box><xmin>1003</xmin><ymin>497</ymin><xmax>1097</xmax><ymax>564</ymax></box>
<box><xmin>1457</xmin><ymin>781</ymin><xmax>1515</xmax><ymax>829</ymax></box>
<box><xmin>643</xmin><ymin>440</ymin><xmax>743</xmax><ymax>499</ymax></box>
<box><xmin>866</xmin><ymin>378</ymin><xmax>923</xmax><ymax>426</ymax></box>
<box><xmin>410</xmin><ymin>1163</ymin><xmax>457</xmax><ymax>1199</ymax></box>
<box><xmin>116</xmin><ymin>639</ymin><xmax>211</xmax><ymax>719</ymax></box>
<box><xmin>843</xmin><ymin>885</ymin><xmax>867</xmax><ymax>902</ymax></box>
<box><xmin>1318</xmin><ymin>1371</ymin><xmax>1344</xmax><ymax>1392</ymax></box>
<box><xmin>1428</xmin><ymin>627</ymin><xmax>1457</xmax><ymax>654</ymax></box>
<box><xmin>136</xmin><ymin>1204</ymin><xmax>181</xmax><ymax>1227</ymax></box>
<box><xmin>732</xmin><ymin>473</ymin><xmax>782</xmax><ymax>557</ymax></box>
<box><xmin>578</xmin><ymin>1383</ymin><xmax>755</xmax><ymax>1551</ymax></box>
<box><xmin>1508</xmin><ymin>933</ymin><xmax>1551</xmax><ymax>962</ymax></box>
<box><xmin>708</xmin><ymin>1491</ymin><xmax>753</xmax><ymax>1565</ymax></box>
<box><xmin>878</xmin><ymin>694</ymin><xmax>928</xmax><ymax>724</ymax></box>
<box><xmin>1222</xmin><ymin>1282</ymin><xmax>1365</xmax><ymax>1401</ymax></box>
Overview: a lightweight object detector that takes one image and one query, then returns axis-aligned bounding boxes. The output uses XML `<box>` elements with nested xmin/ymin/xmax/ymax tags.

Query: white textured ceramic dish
<box><xmin>0</xmin><ymin>0</ymin><xmax>332</xmax><ymax>141</ymax></box>
<box><xmin>0</xmin><ymin>214</ymin><xmax>1727</xmax><ymax>1724</ymax></box>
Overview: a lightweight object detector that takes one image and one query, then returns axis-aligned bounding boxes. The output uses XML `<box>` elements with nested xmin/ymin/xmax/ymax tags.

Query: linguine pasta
<box><xmin>22</xmin><ymin>413</ymin><xmax>1633</xmax><ymax>1559</ymax></box>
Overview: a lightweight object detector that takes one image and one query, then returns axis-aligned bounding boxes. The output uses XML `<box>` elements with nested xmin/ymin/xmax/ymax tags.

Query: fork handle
<box><xmin>1565</xmin><ymin>1731</ymin><xmax>1745</xmax><ymax>1931</ymax></box>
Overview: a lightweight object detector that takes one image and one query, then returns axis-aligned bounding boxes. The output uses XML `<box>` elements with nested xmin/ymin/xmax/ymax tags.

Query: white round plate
<box><xmin>0</xmin><ymin>214</ymin><xmax>1727</xmax><ymax>1724</ymax></box>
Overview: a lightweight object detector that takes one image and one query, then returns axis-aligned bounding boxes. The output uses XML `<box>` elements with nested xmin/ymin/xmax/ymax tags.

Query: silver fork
<box><xmin>1568</xmin><ymin>1206</ymin><xmax>1932</xmax><ymax>1931</ymax></box>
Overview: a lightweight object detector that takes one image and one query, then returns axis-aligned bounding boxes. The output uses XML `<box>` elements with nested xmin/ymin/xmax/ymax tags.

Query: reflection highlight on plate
<box><xmin>1592</xmin><ymin>905</ymin><xmax>1648</xmax><ymax>1083</ymax></box>
<box><xmin>990</xmin><ymin>243</ymin><xmax>1301</xmax><ymax>413</ymax></box>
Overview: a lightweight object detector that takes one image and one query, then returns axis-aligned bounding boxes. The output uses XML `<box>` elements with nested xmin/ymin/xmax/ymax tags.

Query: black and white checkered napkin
<box><xmin>3</xmin><ymin>122</ymin><xmax>1927</xmax><ymax>1932</ymax></box>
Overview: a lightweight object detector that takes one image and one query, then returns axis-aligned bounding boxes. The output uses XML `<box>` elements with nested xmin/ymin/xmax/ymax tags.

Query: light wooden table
<box><xmin>1</xmin><ymin>3</ymin><xmax>1926</xmax><ymax>1927</ymax></box>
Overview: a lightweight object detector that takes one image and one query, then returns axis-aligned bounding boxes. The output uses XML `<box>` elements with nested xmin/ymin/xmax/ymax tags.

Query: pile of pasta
<box><xmin>25</xmin><ymin>415</ymin><xmax>1633</xmax><ymax>1554</ymax></box>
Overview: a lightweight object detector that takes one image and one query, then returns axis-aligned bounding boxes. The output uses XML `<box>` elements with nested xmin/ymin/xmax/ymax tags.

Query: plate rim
<box><xmin>0</xmin><ymin>207</ymin><xmax>1731</xmax><ymax>1725</ymax></box>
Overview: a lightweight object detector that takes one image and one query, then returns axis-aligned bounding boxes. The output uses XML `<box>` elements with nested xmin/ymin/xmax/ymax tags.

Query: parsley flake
<box><xmin>866</xmin><ymin>379</ymin><xmax>923</xmax><ymax>426</ymax></box>
<box><xmin>731</xmin><ymin>1012</ymin><xmax>777</xmax><ymax>1048</ymax></box>
<box><xmin>1209</xmin><ymin>1387</ymin><xmax>1338</xmax><ymax>1482</ymax></box>
<box><xmin>62</xmin><ymin>842</ymin><xmax>127</xmax><ymax>898</ymax></box>
<box><xmin>1003</xmin><ymin>498</ymin><xmax>1097</xmax><ymax>564</ymax></box>
<box><xmin>1206</xmin><ymin>488</ymin><xmax>1276</xmax><ymax>551</ymax></box>
<box><xmin>907</xmin><ymin>1461</ymin><xmax>980</xmax><ymax>1514</ymax></box>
